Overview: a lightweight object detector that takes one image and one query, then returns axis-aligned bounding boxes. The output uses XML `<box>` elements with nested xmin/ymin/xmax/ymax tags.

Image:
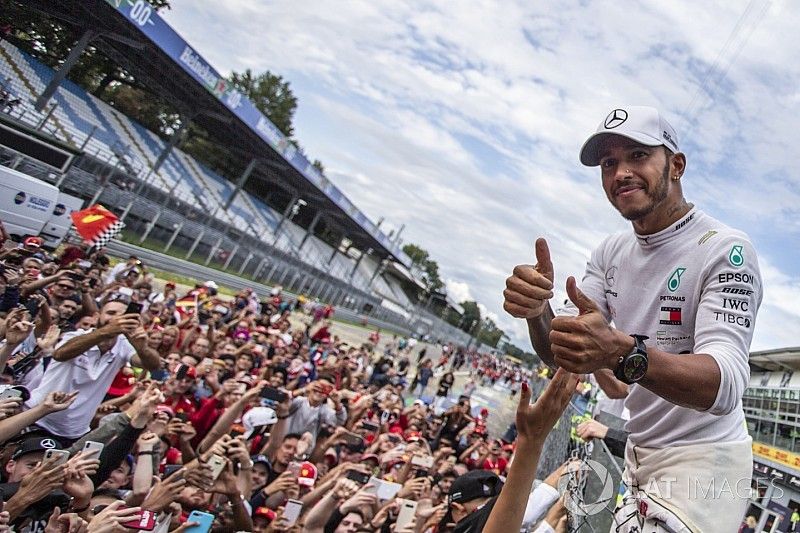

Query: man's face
<box><xmin>178</xmin><ymin>485</ymin><xmax>209</xmax><ymax>509</ymax></box>
<box><xmin>236</xmin><ymin>355</ymin><xmax>253</xmax><ymax>372</ymax></box>
<box><xmin>226</xmin><ymin>383</ymin><xmax>245</xmax><ymax>405</ymax></box>
<box><xmin>598</xmin><ymin>138</ymin><xmax>673</xmax><ymax>222</ymax></box>
<box><xmin>100</xmin><ymin>461</ymin><xmax>132</xmax><ymax>489</ymax></box>
<box><xmin>6</xmin><ymin>451</ymin><xmax>44</xmax><ymax>482</ymax></box>
<box><xmin>308</xmin><ymin>380</ymin><xmax>331</xmax><ymax>406</ymax></box>
<box><xmin>334</xmin><ymin>512</ymin><xmax>364</xmax><ymax>533</ymax></box>
<box><xmin>438</xmin><ymin>475</ymin><xmax>455</xmax><ymax>494</ymax></box>
<box><xmin>220</xmin><ymin>343</ymin><xmax>237</xmax><ymax>357</ymax></box>
<box><xmin>98</xmin><ymin>301</ymin><xmax>127</xmax><ymax>328</ymax></box>
<box><xmin>191</xmin><ymin>339</ymin><xmax>210</xmax><ymax>358</ymax></box>
<box><xmin>172</xmin><ymin>375</ymin><xmax>194</xmax><ymax>395</ymax></box>
<box><xmin>275</xmin><ymin>437</ymin><xmax>298</xmax><ymax>465</ymax></box>
<box><xmin>76</xmin><ymin>314</ymin><xmax>98</xmax><ymax>330</ymax></box>
<box><xmin>53</xmin><ymin>278</ymin><xmax>77</xmax><ymax>299</ymax></box>
<box><xmin>252</xmin><ymin>463</ymin><xmax>268</xmax><ymax>488</ymax></box>
<box><xmin>58</xmin><ymin>299</ymin><xmax>79</xmax><ymax>320</ymax></box>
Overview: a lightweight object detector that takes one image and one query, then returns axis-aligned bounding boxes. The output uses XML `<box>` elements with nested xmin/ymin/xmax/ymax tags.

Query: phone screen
<box><xmin>283</xmin><ymin>499</ymin><xmax>303</xmax><ymax>526</ymax></box>
<box><xmin>125</xmin><ymin>301</ymin><xmax>143</xmax><ymax>315</ymax></box>
<box><xmin>259</xmin><ymin>386</ymin><xmax>288</xmax><ymax>404</ymax></box>
<box><xmin>346</xmin><ymin>470</ymin><xmax>371</xmax><ymax>485</ymax></box>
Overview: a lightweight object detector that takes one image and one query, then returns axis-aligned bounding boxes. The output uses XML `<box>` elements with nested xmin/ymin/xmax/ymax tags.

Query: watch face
<box><xmin>623</xmin><ymin>353</ymin><xmax>648</xmax><ymax>382</ymax></box>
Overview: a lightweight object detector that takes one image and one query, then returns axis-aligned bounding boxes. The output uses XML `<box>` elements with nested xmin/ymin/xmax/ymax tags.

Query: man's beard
<box><xmin>615</xmin><ymin>161</ymin><xmax>670</xmax><ymax>221</ymax></box>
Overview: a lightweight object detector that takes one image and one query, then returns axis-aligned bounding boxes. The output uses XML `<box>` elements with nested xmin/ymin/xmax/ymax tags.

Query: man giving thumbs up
<box><xmin>503</xmin><ymin>106</ymin><xmax>762</xmax><ymax>532</ymax></box>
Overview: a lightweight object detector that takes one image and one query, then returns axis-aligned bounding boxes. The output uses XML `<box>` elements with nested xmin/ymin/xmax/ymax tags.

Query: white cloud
<box><xmin>165</xmin><ymin>0</ymin><xmax>800</xmax><ymax>351</ymax></box>
<box><xmin>445</xmin><ymin>279</ymin><xmax>473</xmax><ymax>305</ymax></box>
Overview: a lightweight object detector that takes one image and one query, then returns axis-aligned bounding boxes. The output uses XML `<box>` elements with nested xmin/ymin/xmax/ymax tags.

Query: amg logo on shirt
<box><xmin>659</xmin><ymin>307</ymin><xmax>682</xmax><ymax>325</ymax></box>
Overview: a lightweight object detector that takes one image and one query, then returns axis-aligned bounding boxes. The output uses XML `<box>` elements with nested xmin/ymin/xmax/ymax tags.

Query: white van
<box><xmin>0</xmin><ymin>165</ymin><xmax>83</xmax><ymax>248</ymax></box>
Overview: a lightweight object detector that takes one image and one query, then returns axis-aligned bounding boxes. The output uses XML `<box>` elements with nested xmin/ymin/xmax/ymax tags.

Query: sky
<box><xmin>163</xmin><ymin>0</ymin><xmax>800</xmax><ymax>352</ymax></box>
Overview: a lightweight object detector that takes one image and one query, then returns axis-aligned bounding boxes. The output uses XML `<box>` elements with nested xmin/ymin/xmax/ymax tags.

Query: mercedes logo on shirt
<box><xmin>604</xmin><ymin>109</ymin><xmax>628</xmax><ymax>129</ymax></box>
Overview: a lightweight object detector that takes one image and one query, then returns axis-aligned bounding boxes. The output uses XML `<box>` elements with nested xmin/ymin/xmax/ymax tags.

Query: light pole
<box><xmin>272</xmin><ymin>198</ymin><xmax>307</xmax><ymax>248</ymax></box>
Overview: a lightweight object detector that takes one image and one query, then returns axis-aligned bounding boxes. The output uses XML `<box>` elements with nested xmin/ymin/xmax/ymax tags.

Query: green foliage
<box><xmin>228</xmin><ymin>69</ymin><xmax>297</xmax><ymax>137</ymax></box>
<box><xmin>402</xmin><ymin>243</ymin><xmax>444</xmax><ymax>292</ymax></box>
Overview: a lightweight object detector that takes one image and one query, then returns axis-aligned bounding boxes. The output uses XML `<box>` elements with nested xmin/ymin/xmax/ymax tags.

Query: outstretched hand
<box><xmin>549</xmin><ymin>276</ymin><xmax>631</xmax><ymax>373</ymax></box>
<box><xmin>516</xmin><ymin>368</ymin><xmax>578</xmax><ymax>448</ymax></box>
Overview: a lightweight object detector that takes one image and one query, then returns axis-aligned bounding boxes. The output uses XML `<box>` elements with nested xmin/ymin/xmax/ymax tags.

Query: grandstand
<box><xmin>0</xmin><ymin>0</ymin><xmax>472</xmax><ymax>344</ymax></box>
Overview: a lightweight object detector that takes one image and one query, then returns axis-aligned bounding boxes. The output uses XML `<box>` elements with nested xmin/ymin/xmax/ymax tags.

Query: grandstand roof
<box><xmin>750</xmin><ymin>347</ymin><xmax>800</xmax><ymax>372</ymax></box>
<box><xmin>29</xmin><ymin>0</ymin><xmax>410</xmax><ymax>267</ymax></box>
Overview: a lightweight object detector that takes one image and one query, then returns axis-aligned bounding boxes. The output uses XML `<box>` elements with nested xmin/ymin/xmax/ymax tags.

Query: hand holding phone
<box><xmin>83</xmin><ymin>440</ymin><xmax>104</xmax><ymax>456</ymax></box>
<box><xmin>259</xmin><ymin>386</ymin><xmax>288</xmax><ymax>406</ymax></box>
<box><xmin>207</xmin><ymin>454</ymin><xmax>227</xmax><ymax>481</ymax></box>
<box><xmin>283</xmin><ymin>499</ymin><xmax>303</xmax><ymax>526</ymax></box>
<box><xmin>396</xmin><ymin>499</ymin><xmax>418</xmax><ymax>529</ymax></box>
<box><xmin>122</xmin><ymin>509</ymin><xmax>157</xmax><ymax>531</ymax></box>
<box><xmin>183</xmin><ymin>510</ymin><xmax>214</xmax><ymax>533</ymax></box>
<box><xmin>44</xmin><ymin>449</ymin><xmax>70</xmax><ymax>466</ymax></box>
<box><xmin>346</xmin><ymin>470</ymin><xmax>371</xmax><ymax>485</ymax></box>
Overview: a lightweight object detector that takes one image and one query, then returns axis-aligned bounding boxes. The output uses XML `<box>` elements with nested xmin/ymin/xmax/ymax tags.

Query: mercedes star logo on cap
<box><xmin>604</xmin><ymin>109</ymin><xmax>628</xmax><ymax>129</ymax></box>
<box><xmin>41</xmin><ymin>438</ymin><xmax>57</xmax><ymax>449</ymax></box>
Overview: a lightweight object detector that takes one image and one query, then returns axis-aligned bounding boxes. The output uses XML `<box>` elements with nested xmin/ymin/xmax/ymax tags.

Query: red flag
<box><xmin>70</xmin><ymin>205</ymin><xmax>124</xmax><ymax>247</ymax></box>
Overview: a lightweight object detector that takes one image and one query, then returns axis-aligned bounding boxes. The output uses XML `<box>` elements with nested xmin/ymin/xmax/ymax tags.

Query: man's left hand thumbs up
<box><xmin>566</xmin><ymin>276</ymin><xmax>599</xmax><ymax>315</ymax></box>
<box><xmin>551</xmin><ymin>277</ymin><xmax>629</xmax><ymax>373</ymax></box>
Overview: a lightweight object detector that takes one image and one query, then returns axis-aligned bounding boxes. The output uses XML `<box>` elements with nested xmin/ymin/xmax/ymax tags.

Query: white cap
<box><xmin>579</xmin><ymin>106</ymin><xmax>680</xmax><ymax>166</ymax></box>
<box><xmin>243</xmin><ymin>406</ymin><xmax>278</xmax><ymax>438</ymax></box>
<box><xmin>204</xmin><ymin>280</ymin><xmax>219</xmax><ymax>289</ymax></box>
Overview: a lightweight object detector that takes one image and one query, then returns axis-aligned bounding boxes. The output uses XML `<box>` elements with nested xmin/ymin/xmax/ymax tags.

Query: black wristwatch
<box><xmin>613</xmin><ymin>335</ymin><xmax>649</xmax><ymax>384</ymax></box>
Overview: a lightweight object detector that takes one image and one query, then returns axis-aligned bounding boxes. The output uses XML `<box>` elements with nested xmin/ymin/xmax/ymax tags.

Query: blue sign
<box><xmin>104</xmin><ymin>0</ymin><xmax>409</xmax><ymax>266</ymax></box>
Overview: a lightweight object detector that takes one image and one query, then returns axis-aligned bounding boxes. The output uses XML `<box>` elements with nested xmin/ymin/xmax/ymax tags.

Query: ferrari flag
<box><xmin>70</xmin><ymin>205</ymin><xmax>125</xmax><ymax>248</ymax></box>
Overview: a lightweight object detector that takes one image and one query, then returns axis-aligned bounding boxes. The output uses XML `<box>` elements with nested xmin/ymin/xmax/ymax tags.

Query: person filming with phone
<box><xmin>25</xmin><ymin>294</ymin><xmax>160</xmax><ymax>441</ymax></box>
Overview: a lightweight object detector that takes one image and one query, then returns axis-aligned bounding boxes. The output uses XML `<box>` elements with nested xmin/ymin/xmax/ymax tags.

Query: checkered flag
<box><xmin>70</xmin><ymin>204</ymin><xmax>125</xmax><ymax>249</ymax></box>
<box><xmin>89</xmin><ymin>219</ymin><xmax>125</xmax><ymax>249</ymax></box>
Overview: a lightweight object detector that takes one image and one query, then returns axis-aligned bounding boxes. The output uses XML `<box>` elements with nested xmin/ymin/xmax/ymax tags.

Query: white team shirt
<box><xmin>561</xmin><ymin>208</ymin><xmax>762</xmax><ymax>448</ymax></box>
<box><xmin>26</xmin><ymin>328</ymin><xmax>135</xmax><ymax>438</ymax></box>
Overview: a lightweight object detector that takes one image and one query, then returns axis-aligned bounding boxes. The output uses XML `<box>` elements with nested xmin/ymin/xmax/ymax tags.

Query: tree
<box><xmin>459</xmin><ymin>300</ymin><xmax>481</xmax><ymax>334</ymax></box>
<box><xmin>477</xmin><ymin>317</ymin><xmax>504</xmax><ymax>348</ymax></box>
<box><xmin>402</xmin><ymin>243</ymin><xmax>444</xmax><ymax>293</ymax></box>
<box><xmin>228</xmin><ymin>69</ymin><xmax>297</xmax><ymax>137</ymax></box>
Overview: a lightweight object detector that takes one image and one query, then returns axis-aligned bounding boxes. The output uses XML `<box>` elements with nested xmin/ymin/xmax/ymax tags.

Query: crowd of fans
<box><xmin>0</xmin><ymin>234</ymin><xmax>583</xmax><ymax>533</ymax></box>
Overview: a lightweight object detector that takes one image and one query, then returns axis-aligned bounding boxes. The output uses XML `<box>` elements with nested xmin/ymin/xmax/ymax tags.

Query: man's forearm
<box><xmin>527</xmin><ymin>304</ymin><xmax>555</xmax><ymax>368</ymax></box>
<box><xmin>483</xmin><ymin>438</ymin><xmax>544</xmax><ymax>533</ymax></box>
<box><xmin>0</xmin><ymin>342</ymin><xmax>18</xmax><ymax>374</ymax></box>
<box><xmin>199</xmin><ymin>398</ymin><xmax>248</xmax><ymax>453</ymax></box>
<box><xmin>132</xmin><ymin>343</ymin><xmax>161</xmax><ymax>371</ymax></box>
<box><xmin>639</xmin><ymin>348</ymin><xmax>720</xmax><ymax>410</ymax></box>
<box><xmin>34</xmin><ymin>303</ymin><xmax>51</xmax><ymax>337</ymax></box>
<box><xmin>20</xmin><ymin>274</ymin><xmax>60</xmax><ymax>296</ymax></box>
<box><xmin>53</xmin><ymin>329</ymin><xmax>113</xmax><ymax>361</ymax></box>
<box><xmin>593</xmin><ymin>369</ymin><xmax>629</xmax><ymax>399</ymax></box>
<box><xmin>81</xmin><ymin>290</ymin><xmax>98</xmax><ymax>314</ymax></box>
<box><xmin>229</xmin><ymin>495</ymin><xmax>253</xmax><ymax>532</ymax></box>
<box><xmin>303</xmin><ymin>492</ymin><xmax>339</xmax><ymax>530</ymax></box>
<box><xmin>262</xmin><ymin>417</ymin><xmax>288</xmax><ymax>458</ymax></box>
<box><xmin>0</xmin><ymin>404</ymin><xmax>51</xmax><ymax>445</ymax></box>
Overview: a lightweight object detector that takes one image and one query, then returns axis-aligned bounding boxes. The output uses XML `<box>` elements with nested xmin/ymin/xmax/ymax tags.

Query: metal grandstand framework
<box><xmin>23</xmin><ymin>0</ymin><xmax>410</xmax><ymax>268</ymax></box>
<box><xmin>0</xmin><ymin>2</ymin><xmax>479</xmax><ymax>345</ymax></box>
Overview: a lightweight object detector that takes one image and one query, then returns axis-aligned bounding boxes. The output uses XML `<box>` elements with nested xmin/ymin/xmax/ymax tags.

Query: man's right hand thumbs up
<box><xmin>503</xmin><ymin>238</ymin><xmax>555</xmax><ymax>319</ymax></box>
